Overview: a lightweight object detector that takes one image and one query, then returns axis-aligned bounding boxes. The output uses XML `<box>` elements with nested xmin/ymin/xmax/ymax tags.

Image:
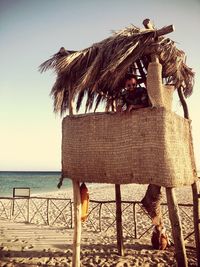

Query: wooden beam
<box><xmin>192</xmin><ymin>182</ymin><xmax>200</xmax><ymax>267</ymax></box>
<box><xmin>142</xmin><ymin>55</ymin><xmax>150</xmax><ymax>73</ymax></box>
<box><xmin>72</xmin><ymin>180</ymin><xmax>81</xmax><ymax>267</ymax></box>
<box><xmin>115</xmin><ymin>184</ymin><xmax>124</xmax><ymax>256</ymax></box>
<box><xmin>136</xmin><ymin>60</ymin><xmax>146</xmax><ymax>85</ymax></box>
<box><xmin>166</xmin><ymin>188</ymin><xmax>188</xmax><ymax>267</ymax></box>
<box><xmin>155</xmin><ymin>25</ymin><xmax>175</xmax><ymax>37</ymax></box>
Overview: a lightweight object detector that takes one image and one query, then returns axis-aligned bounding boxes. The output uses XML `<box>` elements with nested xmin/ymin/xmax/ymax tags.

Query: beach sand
<box><xmin>0</xmin><ymin>184</ymin><xmax>198</xmax><ymax>266</ymax></box>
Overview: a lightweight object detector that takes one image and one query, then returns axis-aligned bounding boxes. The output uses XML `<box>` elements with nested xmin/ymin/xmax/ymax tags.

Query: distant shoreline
<box><xmin>0</xmin><ymin>171</ymin><xmax>67</xmax><ymax>197</ymax></box>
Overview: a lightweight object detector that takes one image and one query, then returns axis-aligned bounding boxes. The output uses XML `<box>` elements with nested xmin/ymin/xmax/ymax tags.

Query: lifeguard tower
<box><xmin>40</xmin><ymin>20</ymin><xmax>200</xmax><ymax>267</ymax></box>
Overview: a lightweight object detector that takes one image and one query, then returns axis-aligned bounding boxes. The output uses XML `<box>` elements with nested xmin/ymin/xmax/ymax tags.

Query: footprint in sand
<box><xmin>24</xmin><ymin>245</ymin><xmax>34</xmax><ymax>249</ymax></box>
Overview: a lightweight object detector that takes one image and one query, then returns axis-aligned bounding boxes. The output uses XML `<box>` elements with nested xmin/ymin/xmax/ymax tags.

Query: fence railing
<box><xmin>0</xmin><ymin>197</ymin><xmax>195</xmax><ymax>245</ymax></box>
<box><xmin>0</xmin><ymin>196</ymin><xmax>72</xmax><ymax>228</ymax></box>
<box><xmin>83</xmin><ymin>200</ymin><xmax>194</xmax><ymax>245</ymax></box>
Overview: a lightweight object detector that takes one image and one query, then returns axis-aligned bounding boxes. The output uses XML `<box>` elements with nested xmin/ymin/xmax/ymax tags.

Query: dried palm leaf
<box><xmin>40</xmin><ymin>23</ymin><xmax>195</xmax><ymax>115</ymax></box>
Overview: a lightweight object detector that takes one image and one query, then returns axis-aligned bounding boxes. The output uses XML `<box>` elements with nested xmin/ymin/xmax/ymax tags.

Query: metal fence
<box><xmin>0</xmin><ymin>197</ymin><xmax>195</xmax><ymax>245</ymax></box>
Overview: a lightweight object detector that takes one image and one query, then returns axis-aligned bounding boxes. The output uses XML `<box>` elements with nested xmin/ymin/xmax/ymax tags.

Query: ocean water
<box><xmin>0</xmin><ymin>171</ymin><xmax>72</xmax><ymax>197</ymax></box>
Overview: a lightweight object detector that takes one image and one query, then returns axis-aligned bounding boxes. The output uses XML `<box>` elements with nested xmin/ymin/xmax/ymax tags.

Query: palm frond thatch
<box><xmin>39</xmin><ymin>23</ymin><xmax>195</xmax><ymax>115</ymax></box>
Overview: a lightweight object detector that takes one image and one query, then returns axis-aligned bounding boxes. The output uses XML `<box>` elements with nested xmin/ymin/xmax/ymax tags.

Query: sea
<box><xmin>0</xmin><ymin>171</ymin><xmax>72</xmax><ymax>197</ymax></box>
<box><xmin>1</xmin><ymin>171</ymin><xmax>199</xmax><ymax>198</ymax></box>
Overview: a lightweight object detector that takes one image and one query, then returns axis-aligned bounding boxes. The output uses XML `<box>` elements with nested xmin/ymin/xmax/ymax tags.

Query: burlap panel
<box><xmin>147</xmin><ymin>62</ymin><xmax>174</xmax><ymax>110</ymax></box>
<box><xmin>62</xmin><ymin>108</ymin><xmax>197</xmax><ymax>187</ymax></box>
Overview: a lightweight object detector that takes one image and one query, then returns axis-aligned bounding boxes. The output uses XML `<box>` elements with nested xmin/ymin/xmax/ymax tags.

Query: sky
<box><xmin>0</xmin><ymin>0</ymin><xmax>200</xmax><ymax>171</ymax></box>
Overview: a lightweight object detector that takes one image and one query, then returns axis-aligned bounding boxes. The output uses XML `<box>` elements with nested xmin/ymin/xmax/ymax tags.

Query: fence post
<box><xmin>12</xmin><ymin>198</ymin><xmax>15</xmax><ymax>216</ymax></box>
<box><xmin>133</xmin><ymin>203</ymin><xmax>137</xmax><ymax>239</ymax></box>
<box><xmin>70</xmin><ymin>199</ymin><xmax>73</xmax><ymax>229</ymax></box>
<box><xmin>115</xmin><ymin>184</ymin><xmax>124</xmax><ymax>256</ymax></box>
<box><xmin>27</xmin><ymin>198</ymin><xmax>29</xmax><ymax>223</ymax></box>
<box><xmin>9</xmin><ymin>199</ymin><xmax>12</xmax><ymax>220</ymax></box>
<box><xmin>47</xmin><ymin>199</ymin><xmax>49</xmax><ymax>225</ymax></box>
<box><xmin>99</xmin><ymin>203</ymin><xmax>102</xmax><ymax>231</ymax></box>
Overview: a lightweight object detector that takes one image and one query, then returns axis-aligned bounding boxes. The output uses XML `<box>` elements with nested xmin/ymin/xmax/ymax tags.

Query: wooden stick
<box><xmin>27</xmin><ymin>198</ymin><xmax>29</xmax><ymax>223</ymax></box>
<box><xmin>166</xmin><ymin>188</ymin><xmax>188</xmax><ymax>267</ymax></box>
<box><xmin>70</xmin><ymin>199</ymin><xmax>73</xmax><ymax>229</ymax></box>
<box><xmin>192</xmin><ymin>181</ymin><xmax>200</xmax><ymax>267</ymax></box>
<box><xmin>46</xmin><ymin>199</ymin><xmax>49</xmax><ymax>225</ymax></box>
<box><xmin>156</xmin><ymin>25</ymin><xmax>175</xmax><ymax>37</ymax></box>
<box><xmin>136</xmin><ymin>59</ymin><xmax>146</xmax><ymax>85</ymax></box>
<box><xmin>178</xmin><ymin>87</ymin><xmax>189</xmax><ymax>119</ymax></box>
<box><xmin>72</xmin><ymin>180</ymin><xmax>81</xmax><ymax>267</ymax></box>
<box><xmin>115</xmin><ymin>184</ymin><xmax>124</xmax><ymax>256</ymax></box>
<box><xmin>99</xmin><ymin>203</ymin><xmax>102</xmax><ymax>231</ymax></box>
<box><xmin>133</xmin><ymin>203</ymin><xmax>137</xmax><ymax>239</ymax></box>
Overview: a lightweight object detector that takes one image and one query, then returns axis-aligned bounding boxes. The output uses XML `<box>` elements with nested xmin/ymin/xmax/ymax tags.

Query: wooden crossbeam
<box><xmin>13</xmin><ymin>199</ymin><xmax>27</xmax><ymax>222</ymax></box>
<box><xmin>0</xmin><ymin>200</ymin><xmax>10</xmax><ymax>219</ymax></box>
<box><xmin>29</xmin><ymin>199</ymin><xmax>47</xmax><ymax>224</ymax></box>
<box><xmin>50</xmin><ymin>200</ymin><xmax>70</xmax><ymax>225</ymax></box>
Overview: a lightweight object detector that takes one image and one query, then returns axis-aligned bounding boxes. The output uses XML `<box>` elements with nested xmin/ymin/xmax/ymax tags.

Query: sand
<box><xmin>0</xmin><ymin>183</ymin><xmax>198</xmax><ymax>266</ymax></box>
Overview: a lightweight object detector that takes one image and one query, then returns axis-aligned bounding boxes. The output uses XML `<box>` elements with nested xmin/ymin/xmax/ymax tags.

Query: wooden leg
<box><xmin>72</xmin><ymin>180</ymin><xmax>81</xmax><ymax>267</ymax></box>
<box><xmin>166</xmin><ymin>188</ymin><xmax>188</xmax><ymax>267</ymax></box>
<box><xmin>192</xmin><ymin>181</ymin><xmax>200</xmax><ymax>267</ymax></box>
<box><xmin>115</xmin><ymin>184</ymin><xmax>124</xmax><ymax>256</ymax></box>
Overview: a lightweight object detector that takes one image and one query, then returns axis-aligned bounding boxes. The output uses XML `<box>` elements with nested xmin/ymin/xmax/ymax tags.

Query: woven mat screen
<box><xmin>62</xmin><ymin>108</ymin><xmax>197</xmax><ymax>187</ymax></box>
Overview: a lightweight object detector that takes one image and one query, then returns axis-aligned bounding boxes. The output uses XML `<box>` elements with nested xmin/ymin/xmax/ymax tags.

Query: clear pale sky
<box><xmin>0</xmin><ymin>0</ymin><xmax>200</xmax><ymax>171</ymax></box>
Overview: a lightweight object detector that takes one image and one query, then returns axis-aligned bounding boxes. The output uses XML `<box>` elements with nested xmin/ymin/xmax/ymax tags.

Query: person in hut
<box><xmin>116</xmin><ymin>73</ymin><xmax>150</xmax><ymax>112</ymax></box>
<box><xmin>117</xmin><ymin>77</ymin><xmax>170</xmax><ymax>249</ymax></box>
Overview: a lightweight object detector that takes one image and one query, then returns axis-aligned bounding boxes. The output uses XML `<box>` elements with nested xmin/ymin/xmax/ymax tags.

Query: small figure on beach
<box><xmin>116</xmin><ymin>73</ymin><xmax>150</xmax><ymax>112</ymax></box>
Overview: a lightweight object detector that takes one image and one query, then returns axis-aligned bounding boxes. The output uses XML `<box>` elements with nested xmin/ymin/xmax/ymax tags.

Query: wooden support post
<box><xmin>72</xmin><ymin>180</ymin><xmax>81</xmax><ymax>267</ymax></box>
<box><xmin>115</xmin><ymin>184</ymin><xmax>124</xmax><ymax>256</ymax></box>
<box><xmin>192</xmin><ymin>181</ymin><xmax>200</xmax><ymax>267</ymax></box>
<box><xmin>12</xmin><ymin>198</ymin><xmax>15</xmax><ymax>216</ymax></box>
<box><xmin>133</xmin><ymin>203</ymin><xmax>137</xmax><ymax>239</ymax></box>
<box><xmin>27</xmin><ymin>198</ymin><xmax>29</xmax><ymax>223</ymax></box>
<box><xmin>166</xmin><ymin>188</ymin><xmax>188</xmax><ymax>267</ymax></box>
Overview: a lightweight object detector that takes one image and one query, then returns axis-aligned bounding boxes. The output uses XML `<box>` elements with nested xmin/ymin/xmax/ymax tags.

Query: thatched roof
<box><xmin>39</xmin><ymin>21</ymin><xmax>195</xmax><ymax>115</ymax></box>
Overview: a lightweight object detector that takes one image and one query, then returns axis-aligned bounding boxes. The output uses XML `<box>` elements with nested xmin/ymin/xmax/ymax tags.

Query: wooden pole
<box><xmin>115</xmin><ymin>184</ymin><xmax>124</xmax><ymax>256</ymax></box>
<box><xmin>166</xmin><ymin>188</ymin><xmax>188</xmax><ymax>267</ymax></box>
<box><xmin>27</xmin><ymin>198</ymin><xmax>29</xmax><ymax>223</ymax></box>
<box><xmin>46</xmin><ymin>199</ymin><xmax>49</xmax><ymax>225</ymax></box>
<box><xmin>133</xmin><ymin>203</ymin><xmax>137</xmax><ymax>239</ymax></box>
<box><xmin>69</xmin><ymin>87</ymin><xmax>81</xmax><ymax>266</ymax></box>
<box><xmin>72</xmin><ymin>180</ymin><xmax>81</xmax><ymax>267</ymax></box>
<box><xmin>12</xmin><ymin>198</ymin><xmax>15</xmax><ymax>216</ymax></box>
<box><xmin>192</xmin><ymin>181</ymin><xmax>200</xmax><ymax>267</ymax></box>
<box><xmin>177</xmin><ymin>87</ymin><xmax>189</xmax><ymax>120</ymax></box>
<box><xmin>70</xmin><ymin>199</ymin><xmax>73</xmax><ymax>229</ymax></box>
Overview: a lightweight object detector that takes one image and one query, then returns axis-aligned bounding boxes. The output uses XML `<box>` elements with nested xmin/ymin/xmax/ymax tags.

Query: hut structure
<box><xmin>40</xmin><ymin>20</ymin><xmax>200</xmax><ymax>267</ymax></box>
